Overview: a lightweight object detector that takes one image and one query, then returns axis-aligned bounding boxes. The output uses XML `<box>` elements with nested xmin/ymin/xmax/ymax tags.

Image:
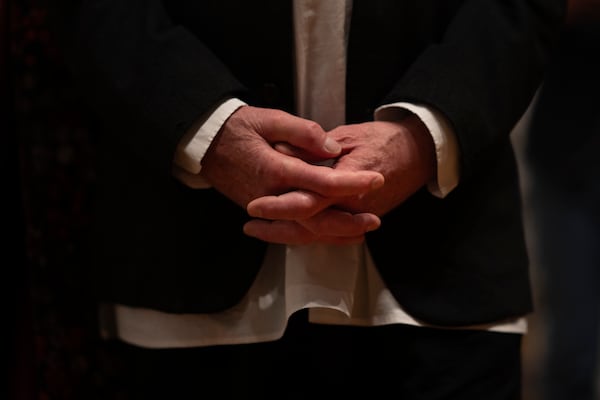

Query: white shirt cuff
<box><xmin>172</xmin><ymin>98</ymin><xmax>247</xmax><ymax>188</ymax></box>
<box><xmin>374</xmin><ymin>102</ymin><xmax>460</xmax><ymax>198</ymax></box>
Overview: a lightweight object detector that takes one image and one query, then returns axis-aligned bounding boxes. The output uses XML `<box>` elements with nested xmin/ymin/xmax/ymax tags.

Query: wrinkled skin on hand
<box><xmin>244</xmin><ymin>114</ymin><xmax>436</xmax><ymax>244</ymax></box>
<box><xmin>199</xmin><ymin>105</ymin><xmax>384</xmax><ymax>244</ymax></box>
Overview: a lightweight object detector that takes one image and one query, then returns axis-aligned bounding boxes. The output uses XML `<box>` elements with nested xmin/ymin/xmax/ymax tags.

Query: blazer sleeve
<box><xmin>383</xmin><ymin>0</ymin><xmax>566</xmax><ymax>181</ymax></box>
<box><xmin>64</xmin><ymin>0</ymin><xmax>247</xmax><ymax>174</ymax></box>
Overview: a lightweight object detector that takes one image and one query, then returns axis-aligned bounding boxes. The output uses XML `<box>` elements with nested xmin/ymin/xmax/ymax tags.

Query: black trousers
<box><xmin>107</xmin><ymin>309</ymin><xmax>523</xmax><ymax>399</ymax></box>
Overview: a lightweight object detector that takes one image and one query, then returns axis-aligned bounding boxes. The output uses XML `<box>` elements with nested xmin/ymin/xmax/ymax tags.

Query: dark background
<box><xmin>3</xmin><ymin>1</ymin><xmax>129</xmax><ymax>399</ymax></box>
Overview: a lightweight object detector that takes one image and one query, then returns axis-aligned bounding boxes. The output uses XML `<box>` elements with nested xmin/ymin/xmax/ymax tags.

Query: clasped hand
<box><xmin>200</xmin><ymin>105</ymin><xmax>435</xmax><ymax>245</ymax></box>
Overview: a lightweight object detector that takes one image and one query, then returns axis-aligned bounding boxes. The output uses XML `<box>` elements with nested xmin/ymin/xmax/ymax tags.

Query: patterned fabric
<box><xmin>11</xmin><ymin>1</ymin><xmax>128</xmax><ymax>398</ymax></box>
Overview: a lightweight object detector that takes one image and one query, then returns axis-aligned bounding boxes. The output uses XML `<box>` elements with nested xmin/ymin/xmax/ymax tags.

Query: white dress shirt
<box><xmin>109</xmin><ymin>0</ymin><xmax>526</xmax><ymax>348</ymax></box>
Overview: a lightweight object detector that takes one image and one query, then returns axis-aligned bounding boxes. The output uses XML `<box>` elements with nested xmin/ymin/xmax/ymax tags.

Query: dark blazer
<box><xmin>65</xmin><ymin>0</ymin><xmax>565</xmax><ymax>326</ymax></box>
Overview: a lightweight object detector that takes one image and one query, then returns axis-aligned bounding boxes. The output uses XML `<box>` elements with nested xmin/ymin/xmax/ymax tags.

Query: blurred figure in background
<box><xmin>525</xmin><ymin>0</ymin><xmax>600</xmax><ymax>399</ymax></box>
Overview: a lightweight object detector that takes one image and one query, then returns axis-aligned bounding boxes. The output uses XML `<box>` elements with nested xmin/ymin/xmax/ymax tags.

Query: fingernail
<box><xmin>323</xmin><ymin>137</ymin><xmax>341</xmax><ymax>154</ymax></box>
<box><xmin>366</xmin><ymin>220</ymin><xmax>380</xmax><ymax>232</ymax></box>
<box><xmin>371</xmin><ymin>175</ymin><xmax>384</xmax><ymax>189</ymax></box>
<box><xmin>366</xmin><ymin>224</ymin><xmax>379</xmax><ymax>232</ymax></box>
